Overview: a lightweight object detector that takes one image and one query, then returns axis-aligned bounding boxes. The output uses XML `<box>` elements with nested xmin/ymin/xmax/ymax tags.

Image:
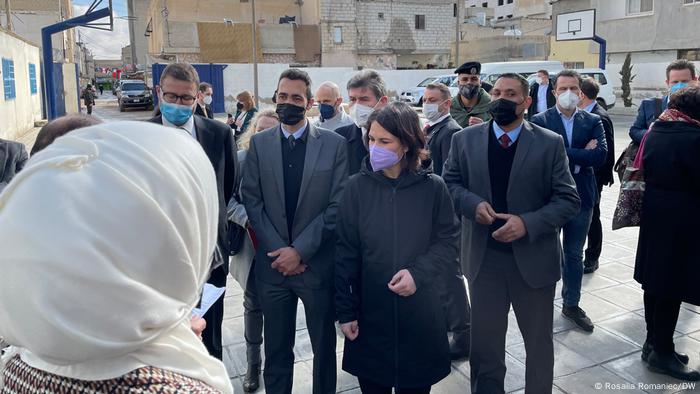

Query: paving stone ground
<box><xmin>221</xmin><ymin>115</ymin><xmax>700</xmax><ymax>394</ymax></box>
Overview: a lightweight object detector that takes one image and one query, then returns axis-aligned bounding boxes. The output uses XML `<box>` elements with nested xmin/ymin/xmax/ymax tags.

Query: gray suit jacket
<box><xmin>442</xmin><ymin>121</ymin><xmax>580</xmax><ymax>288</ymax></box>
<box><xmin>0</xmin><ymin>139</ymin><xmax>28</xmax><ymax>194</ymax></box>
<box><xmin>241</xmin><ymin>123</ymin><xmax>348</xmax><ymax>289</ymax></box>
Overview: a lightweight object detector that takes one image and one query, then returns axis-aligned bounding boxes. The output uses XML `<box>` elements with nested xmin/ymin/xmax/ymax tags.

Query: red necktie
<box><xmin>499</xmin><ymin>134</ymin><xmax>511</xmax><ymax>149</ymax></box>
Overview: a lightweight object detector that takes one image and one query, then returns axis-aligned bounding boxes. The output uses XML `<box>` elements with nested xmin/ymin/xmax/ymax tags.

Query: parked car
<box><xmin>399</xmin><ymin>75</ymin><xmax>457</xmax><ymax>106</ymax></box>
<box><xmin>526</xmin><ymin>68</ymin><xmax>616</xmax><ymax>110</ymax></box>
<box><xmin>480</xmin><ymin>61</ymin><xmax>564</xmax><ymax>86</ymax></box>
<box><xmin>117</xmin><ymin>80</ymin><xmax>154</xmax><ymax>112</ymax></box>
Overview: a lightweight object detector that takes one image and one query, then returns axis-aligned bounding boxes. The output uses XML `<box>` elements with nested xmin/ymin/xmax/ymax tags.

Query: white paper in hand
<box><xmin>192</xmin><ymin>283</ymin><xmax>226</xmax><ymax>318</ymax></box>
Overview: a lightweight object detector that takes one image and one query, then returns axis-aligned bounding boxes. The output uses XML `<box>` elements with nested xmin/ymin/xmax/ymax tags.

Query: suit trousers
<box><xmin>257</xmin><ymin>275</ymin><xmax>337</xmax><ymax>394</ymax></box>
<box><xmin>585</xmin><ymin>184</ymin><xmax>605</xmax><ymax>263</ymax></box>
<box><xmin>643</xmin><ymin>291</ymin><xmax>682</xmax><ymax>354</ymax></box>
<box><xmin>202</xmin><ymin>264</ymin><xmax>227</xmax><ymax>360</ymax></box>
<box><xmin>561</xmin><ymin>208</ymin><xmax>593</xmax><ymax>307</ymax></box>
<box><xmin>470</xmin><ymin>249</ymin><xmax>555</xmax><ymax>394</ymax></box>
<box><xmin>438</xmin><ymin>263</ymin><xmax>471</xmax><ymax>348</ymax></box>
<box><xmin>358</xmin><ymin>377</ymin><xmax>431</xmax><ymax>394</ymax></box>
<box><xmin>244</xmin><ymin>261</ymin><xmax>263</xmax><ymax>366</ymax></box>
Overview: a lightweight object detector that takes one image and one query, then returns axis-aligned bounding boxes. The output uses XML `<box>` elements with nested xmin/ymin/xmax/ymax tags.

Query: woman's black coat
<box><xmin>335</xmin><ymin>159</ymin><xmax>460</xmax><ymax>388</ymax></box>
<box><xmin>635</xmin><ymin>120</ymin><xmax>700</xmax><ymax>305</ymax></box>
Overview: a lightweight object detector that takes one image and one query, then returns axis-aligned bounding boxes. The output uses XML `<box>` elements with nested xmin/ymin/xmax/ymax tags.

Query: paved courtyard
<box><xmin>219</xmin><ymin>114</ymin><xmax>700</xmax><ymax>394</ymax></box>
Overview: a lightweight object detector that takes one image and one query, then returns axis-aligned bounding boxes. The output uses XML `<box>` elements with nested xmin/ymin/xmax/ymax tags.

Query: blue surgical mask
<box><xmin>319</xmin><ymin>103</ymin><xmax>336</xmax><ymax>121</ymax></box>
<box><xmin>670</xmin><ymin>82</ymin><xmax>689</xmax><ymax>94</ymax></box>
<box><xmin>160</xmin><ymin>100</ymin><xmax>193</xmax><ymax>126</ymax></box>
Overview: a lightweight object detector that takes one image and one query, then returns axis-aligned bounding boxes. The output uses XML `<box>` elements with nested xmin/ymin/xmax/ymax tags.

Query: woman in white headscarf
<box><xmin>0</xmin><ymin>121</ymin><xmax>233</xmax><ymax>393</ymax></box>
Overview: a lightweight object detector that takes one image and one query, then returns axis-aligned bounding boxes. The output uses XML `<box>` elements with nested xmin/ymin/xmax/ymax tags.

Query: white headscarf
<box><xmin>0</xmin><ymin>121</ymin><xmax>232</xmax><ymax>393</ymax></box>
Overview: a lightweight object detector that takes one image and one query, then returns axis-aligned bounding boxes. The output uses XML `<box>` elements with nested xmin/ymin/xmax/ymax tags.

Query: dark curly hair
<box><xmin>364</xmin><ymin>101</ymin><xmax>428</xmax><ymax>172</ymax></box>
<box><xmin>668</xmin><ymin>86</ymin><xmax>700</xmax><ymax>122</ymax></box>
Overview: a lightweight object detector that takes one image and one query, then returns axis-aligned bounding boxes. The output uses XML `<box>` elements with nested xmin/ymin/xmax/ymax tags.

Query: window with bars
<box><xmin>28</xmin><ymin>63</ymin><xmax>37</xmax><ymax>95</ymax></box>
<box><xmin>2</xmin><ymin>58</ymin><xmax>16</xmax><ymax>100</ymax></box>
<box><xmin>627</xmin><ymin>0</ymin><xmax>653</xmax><ymax>15</ymax></box>
<box><xmin>415</xmin><ymin>15</ymin><xmax>426</xmax><ymax>30</ymax></box>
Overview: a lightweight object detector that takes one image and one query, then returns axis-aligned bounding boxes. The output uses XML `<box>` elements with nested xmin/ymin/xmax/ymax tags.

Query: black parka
<box><xmin>335</xmin><ymin>159</ymin><xmax>460</xmax><ymax>388</ymax></box>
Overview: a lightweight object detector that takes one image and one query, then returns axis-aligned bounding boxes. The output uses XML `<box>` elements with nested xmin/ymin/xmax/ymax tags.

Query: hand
<box><xmin>268</xmin><ymin>247</ymin><xmax>302</xmax><ymax>276</ymax></box>
<box><xmin>235</xmin><ymin>118</ymin><xmax>243</xmax><ymax>128</ymax></box>
<box><xmin>585</xmin><ymin>139</ymin><xmax>598</xmax><ymax>150</ymax></box>
<box><xmin>388</xmin><ymin>269</ymin><xmax>417</xmax><ymax>297</ymax></box>
<box><xmin>190</xmin><ymin>316</ymin><xmax>206</xmax><ymax>340</ymax></box>
<box><xmin>226</xmin><ymin>117</ymin><xmax>234</xmax><ymax>125</ymax></box>
<box><xmin>475</xmin><ymin>201</ymin><xmax>497</xmax><ymax>226</ymax></box>
<box><xmin>289</xmin><ymin>263</ymin><xmax>307</xmax><ymax>276</ymax></box>
<box><xmin>492</xmin><ymin>213</ymin><xmax>527</xmax><ymax>243</ymax></box>
<box><xmin>469</xmin><ymin>117</ymin><xmax>484</xmax><ymax>126</ymax></box>
<box><xmin>341</xmin><ymin>321</ymin><xmax>359</xmax><ymax>341</ymax></box>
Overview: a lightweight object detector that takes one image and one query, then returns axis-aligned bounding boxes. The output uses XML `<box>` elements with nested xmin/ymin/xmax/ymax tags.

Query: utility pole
<box><xmin>455</xmin><ymin>1</ymin><xmax>460</xmax><ymax>67</ymax></box>
<box><xmin>252</xmin><ymin>0</ymin><xmax>259</xmax><ymax>107</ymax></box>
<box><xmin>127</xmin><ymin>0</ymin><xmax>138</xmax><ymax>68</ymax></box>
<box><xmin>4</xmin><ymin>0</ymin><xmax>12</xmax><ymax>31</ymax></box>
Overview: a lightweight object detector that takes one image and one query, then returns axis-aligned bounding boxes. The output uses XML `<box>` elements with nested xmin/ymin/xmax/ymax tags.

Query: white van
<box><xmin>526</xmin><ymin>68</ymin><xmax>617</xmax><ymax>110</ymax></box>
<box><xmin>479</xmin><ymin>61</ymin><xmax>564</xmax><ymax>86</ymax></box>
<box><xmin>399</xmin><ymin>75</ymin><xmax>458</xmax><ymax>106</ymax></box>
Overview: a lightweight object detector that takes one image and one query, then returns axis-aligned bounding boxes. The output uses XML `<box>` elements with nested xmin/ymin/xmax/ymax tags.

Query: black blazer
<box><xmin>528</xmin><ymin>82</ymin><xmax>556</xmax><ymax>119</ymax></box>
<box><xmin>194</xmin><ymin>103</ymin><xmax>214</xmax><ymax>119</ymax></box>
<box><xmin>426</xmin><ymin>116</ymin><xmax>462</xmax><ymax>176</ymax></box>
<box><xmin>590</xmin><ymin>103</ymin><xmax>615</xmax><ymax>186</ymax></box>
<box><xmin>0</xmin><ymin>139</ymin><xmax>28</xmax><ymax>193</ymax></box>
<box><xmin>335</xmin><ymin>123</ymin><xmax>368</xmax><ymax>176</ymax></box>
<box><xmin>629</xmin><ymin>97</ymin><xmax>666</xmax><ymax>143</ymax></box>
<box><xmin>531</xmin><ymin>108</ymin><xmax>607</xmax><ymax>210</ymax></box>
<box><xmin>149</xmin><ymin>115</ymin><xmax>239</xmax><ymax>273</ymax></box>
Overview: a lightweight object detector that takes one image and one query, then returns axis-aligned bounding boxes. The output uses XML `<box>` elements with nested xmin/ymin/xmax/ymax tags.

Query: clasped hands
<box><xmin>475</xmin><ymin>201</ymin><xmax>527</xmax><ymax>243</ymax></box>
<box><xmin>268</xmin><ymin>247</ymin><xmax>307</xmax><ymax>276</ymax></box>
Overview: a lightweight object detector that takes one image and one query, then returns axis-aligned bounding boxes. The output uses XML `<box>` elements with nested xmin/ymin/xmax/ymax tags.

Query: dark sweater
<box><xmin>280</xmin><ymin>128</ymin><xmax>307</xmax><ymax>239</ymax></box>
<box><xmin>487</xmin><ymin>126</ymin><xmax>519</xmax><ymax>252</ymax></box>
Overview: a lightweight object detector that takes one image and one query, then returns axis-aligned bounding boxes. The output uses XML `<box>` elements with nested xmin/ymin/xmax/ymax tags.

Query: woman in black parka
<box><xmin>335</xmin><ymin>101</ymin><xmax>460</xmax><ymax>394</ymax></box>
<box><xmin>635</xmin><ymin>86</ymin><xmax>700</xmax><ymax>382</ymax></box>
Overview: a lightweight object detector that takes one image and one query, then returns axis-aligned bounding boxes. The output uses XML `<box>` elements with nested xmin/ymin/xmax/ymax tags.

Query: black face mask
<box><xmin>488</xmin><ymin>98</ymin><xmax>524</xmax><ymax>126</ymax></box>
<box><xmin>236</xmin><ymin>102</ymin><xmax>244</xmax><ymax>110</ymax></box>
<box><xmin>276</xmin><ymin>103</ymin><xmax>307</xmax><ymax>126</ymax></box>
<box><xmin>459</xmin><ymin>84</ymin><xmax>480</xmax><ymax>100</ymax></box>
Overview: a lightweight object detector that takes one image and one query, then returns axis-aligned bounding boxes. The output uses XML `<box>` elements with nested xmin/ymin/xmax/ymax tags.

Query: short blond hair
<box><xmin>238</xmin><ymin>109</ymin><xmax>279</xmax><ymax>151</ymax></box>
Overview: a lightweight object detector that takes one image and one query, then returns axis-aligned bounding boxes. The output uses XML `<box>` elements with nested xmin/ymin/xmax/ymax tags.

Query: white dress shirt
<box><xmin>537</xmin><ymin>83</ymin><xmax>549</xmax><ymax>114</ymax></box>
<box><xmin>162</xmin><ymin>114</ymin><xmax>197</xmax><ymax>140</ymax></box>
<box><xmin>556</xmin><ymin>106</ymin><xmax>581</xmax><ymax>174</ymax></box>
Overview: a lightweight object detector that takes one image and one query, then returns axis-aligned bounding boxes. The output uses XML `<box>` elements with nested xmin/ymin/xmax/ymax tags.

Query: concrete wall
<box><xmin>221</xmin><ymin>63</ymin><xmax>456</xmax><ymax>111</ymax></box>
<box><xmin>63</xmin><ymin>63</ymin><xmax>79</xmax><ymax>115</ymax></box>
<box><xmin>0</xmin><ymin>29</ymin><xmax>42</xmax><ymax>140</ymax></box>
<box><xmin>549</xmin><ymin>38</ymin><xmax>599</xmax><ymax>69</ymax></box>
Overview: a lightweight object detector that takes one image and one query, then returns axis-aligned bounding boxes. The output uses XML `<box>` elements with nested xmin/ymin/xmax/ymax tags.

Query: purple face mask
<box><xmin>369</xmin><ymin>145</ymin><xmax>402</xmax><ymax>172</ymax></box>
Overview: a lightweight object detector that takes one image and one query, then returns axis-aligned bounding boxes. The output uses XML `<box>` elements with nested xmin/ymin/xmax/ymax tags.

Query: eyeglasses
<box><xmin>162</xmin><ymin>91</ymin><xmax>197</xmax><ymax>105</ymax></box>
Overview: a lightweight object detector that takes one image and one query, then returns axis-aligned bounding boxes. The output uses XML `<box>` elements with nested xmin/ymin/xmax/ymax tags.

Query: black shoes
<box><xmin>641</xmin><ymin>340</ymin><xmax>690</xmax><ymax>365</ymax></box>
<box><xmin>647</xmin><ymin>350</ymin><xmax>700</xmax><ymax>381</ymax></box>
<box><xmin>243</xmin><ymin>364</ymin><xmax>261</xmax><ymax>392</ymax></box>
<box><xmin>449</xmin><ymin>331</ymin><xmax>470</xmax><ymax>360</ymax></box>
<box><xmin>562</xmin><ymin>306</ymin><xmax>595</xmax><ymax>332</ymax></box>
<box><xmin>583</xmin><ymin>259</ymin><xmax>599</xmax><ymax>274</ymax></box>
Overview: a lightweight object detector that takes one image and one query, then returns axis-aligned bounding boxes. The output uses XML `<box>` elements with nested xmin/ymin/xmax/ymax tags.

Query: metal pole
<box><xmin>455</xmin><ymin>1</ymin><xmax>460</xmax><ymax>67</ymax></box>
<box><xmin>593</xmin><ymin>35</ymin><xmax>606</xmax><ymax>70</ymax></box>
<box><xmin>252</xmin><ymin>0</ymin><xmax>259</xmax><ymax>108</ymax></box>
<box><xmin>4</xmin><ymin>0</ymin><xmax>12</xmax><ymax>31</ymax></box>
<box><xmin>127</xmin><ymin>0</ymin><xmax>138</xmax><ymax>67</ymax></box>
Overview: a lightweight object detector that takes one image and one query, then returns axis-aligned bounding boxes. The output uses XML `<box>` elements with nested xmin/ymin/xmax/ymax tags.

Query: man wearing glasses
<box><xmin>149</xmin><ymin>62</ymin><xmax>238</xmax><ymax>361</ymax></box>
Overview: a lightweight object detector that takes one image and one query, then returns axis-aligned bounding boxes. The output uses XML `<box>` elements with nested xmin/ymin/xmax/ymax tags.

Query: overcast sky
<box><xmin>73</xmin><ymin>0</ymin><xmax>129</xmax><ymax>60</ymax></box>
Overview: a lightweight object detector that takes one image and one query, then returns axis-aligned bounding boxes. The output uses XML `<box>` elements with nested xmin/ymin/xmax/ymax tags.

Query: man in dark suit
<box><xmin>531</xmin><ymin>70</ymin><xmax>607</xmax><ymax>333</ymax></box>
<box><xmin>149</xmin><ymin>63</ymin><xmax>238</xmax><ymax>360</ymax></box>
<box><xmin>629</xmin><ymin>59</ymin><xmax>697</xmax><ymax>143</ymax></box>
<box><xmin>443</xmin><ymin>73</ymin><xmax>580</xmax><ymax>394</ymax></box>
<box><xmin>194</xmin><ymin>82</ymin><xmax>214</xmax><ymax>119</ymax></box>
<box><xmin>335</xmin><ymin>70</ymin><xmax>388</xmax><ymax>175</ymax></box>
<box><xmin>579</xmin><ymin>78</ymin><xmax>615</xmax><ymax>274</ymax></box>
<box><xmin>0</xmin><ymin>138</ymin><xmax>28</xmax><ymax>193</ymax></box>
<box><xmin>422</xmin><ymin>82</ymin><xmax>471</xmax><ymax>359</ymax></box>
<box><xmin>527</xmin><ymin>69</ymin><xmax>555</xmax><ymax>120</ymax></box>
<box><xmin>241</xmin><ymin>69</ymin><xmax>348</xmax><ymax>394</ymax></box>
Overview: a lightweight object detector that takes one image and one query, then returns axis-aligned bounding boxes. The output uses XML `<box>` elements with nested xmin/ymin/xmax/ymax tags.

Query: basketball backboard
<box><xmin>556</xmin><ymin>9</ymin><xmax>595</xmax><ymax>41</ymax></box>
<box><xmin>82</xmin><ymin>0</ymin><xmax>114</xmax><ymax>32</ymax></box>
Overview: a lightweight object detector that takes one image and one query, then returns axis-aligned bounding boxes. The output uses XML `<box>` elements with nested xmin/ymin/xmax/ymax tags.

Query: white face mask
<box><xmin>349</xmin><ymin>103</ymin><xmax>375</xmax><ymax>128</ymax></box>
<box><xmin>557</xmin><ymin>89</ymin><xmax>580</xmax><ymax>111</ymax></box>
<box><xmin>203</xmin><ymin>95</ymin><xmax>213</xmax><ymax>105</ymax></box>
<box><xmin>422</xmin><ymin>102</ymin><xmax>446</xmax><ymax>123</ymax></box>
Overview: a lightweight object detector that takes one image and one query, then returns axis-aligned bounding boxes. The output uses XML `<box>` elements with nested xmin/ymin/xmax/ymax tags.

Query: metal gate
<box><xmin>152</xmin><ymin>63</ymin><xmax>228</xmax><ymax>113</ymax></box>
<box><xmin>52</xmin><ymin>63</ymin><xmax>66</xmax><ymax>117</ymax></box>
